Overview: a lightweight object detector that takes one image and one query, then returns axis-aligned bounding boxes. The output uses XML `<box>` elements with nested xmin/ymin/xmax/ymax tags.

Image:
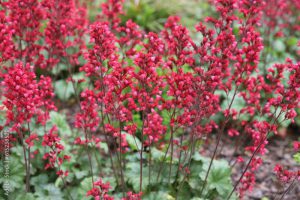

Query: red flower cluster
<box><xmin>121</xmin><ymin>192</ymin><xmax>142</xmax><ymax>200</ymax></box>
<box><xmin>0</xmin><ymin>0</ymin><xmax>87</xmax><ymax>69</ymax></box>
<box><xmin>274</xmin><ymin>164</ymin><xmax>300</xmax><ymax>183</ymax></box>
<box><xmin>2</xmin><ymin>63</ymin><xmax>56</xmax><ymax>130</ymax></box>
<box><xmin>75</xmin><ymin>90</ymin><xmax>100</xmax><ymax>132</ymax></box>
<box><xmin>262</xmin><ymin>0</ymin><xmax>300</xmax><ymax>33</ymax></box>
<box><xmin>42</xmin><ymin>0</ymin><xmax>87</xmax><ymax>68</ymax></box>
<box><xmin>86</xmin><ymin>179</ymin><xmax>141</xmax><ymax>200</ymax></box>
<box><xmin>1</xmin><ymin>0</ymin><xmax>44</xmax><ymax>65</ymax></box>
<box><xmin>86</xmin><ymin>179</ymin><xmax>114</xmax><ymax>200</ymax></box>
<box><xmin>25</xmin><ymin>133</ymin><xmax>39</xmax><ymax>148</ymax></box>
<box><xmin>99</xmin><ymin>0</ymin><xmax>124</xmax><ymax>29</ymax></box>
<box><xmin>294</xmin><ymin>141</ymin><xmax>300</xmax><ymax>151</ymax></box>
<box><xmin>42</xmin><ymin>126</ymin><xmax>69</xmax><ymax>177</ymax></box>
<box><xmin>1</xmin><ymin>0</ymin><xmax>300</xmax><ymax>199</ymax></box>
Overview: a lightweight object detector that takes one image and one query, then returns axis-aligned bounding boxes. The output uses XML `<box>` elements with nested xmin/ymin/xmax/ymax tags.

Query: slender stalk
<box><xmin>176</xmin><ymin>135</ymin><xmax>199</xmax><ymax>198</ymax></box>
<box><xmin>156</xmin><ymin>109</ymin><xmax>177</xmax><ymax>182</ymax></box>
<box><xmin>175</xmin><ymin>135</ymin><xmax>184</xmax><ymax>182</ymax></box>
<box><xmin>199</xmin><ymin>125</ymin><xmax>225</xmax><ymax>196</ymax></box>
<box><xmin>98</xmin><ymin>71</ymin><xmax>125</xmax><ymax>191</ymax></box>
<box><xmin>187</xmin><ymin>134</ymin><xmax>198</xmax><ymax>169</ymax></box>
<box><xmin>52</xmin><ymin>148</ymin><xmax>74</xmax><ymax>200</ymax></box>
<box><xmin>226</xmin><ymin>136</ymin><xmax>266</xmax><ymax>200</ymax></box>
<box><xmin>168</xmin><ymin>126</ymin><xmax>174</xmax><ymax>183</ymax></box>
<box><xmin>139</xmin><ymin>138</ymin><xmax>144</xmax><ymax>191</ymax></box>
<box><xmin>60</xmin><ymin>176</ymin><xmax>74</xmax><ymax>200</ymax></box>
<box><xmin>199</xmin><ymin>87</ymin><xmax>238</xmax><ymax>197</ymax></box>
<box><xmin>66</xmin><ymin>61</ymin><xmax>97</xmax><ymax>187</ymax></box>
<box><xmin>84</xmin><ymin>129</ymin><xmax>94</xmax><ymax>185</ymax></box>
<box><xmin>229</xmin><ymin>134</ymin><xmax>245</xmax><ymax>165</ymax></box>
<box><xmin>118</xmin><ymin>121</ymin><xmax>126</xmax><ymax>197</ymax></box>
<box><xmin>148</xmin><ymin>138</ymin><xmax>152</xmax><ymax>186</ymax></box>
<box><xmin>156</xmin><ymin>135</ymin><xmax>172</xmax><ymax>182</ymax></box>
<box><xmin>104</xmin><ymin>134</ymin><xmax>120</xmax><ymax>186</ymax></box>
<box><xmin>105</xmin><ymin>113</ymin><xmax>126</xmax><ymax>194</ymax></box>
<box><xmin>23</xmin><ymin>143</ymin><xmax>30</xmax><ymax>192</ymax></box>
<box><xmin>26</xmin><ymin>123</ymin><xmax>31</xmax><ymax>192</ymax></box>
<box><xmin>277</xmin><ymin>177</ymin><xmax>297</xmax><ymax>200</ymax></box>
<box><xmin>93</xmin><ymin>150</ymin><xmax>101</xmax><ymax>170</ymax></box>
<box><xmin>19</xmin><ymin>130</ymin><xmax>29</xmax><ymax>192</ymax></box>
<box><xmin>226</xmin><ymin>110</ymin><xmax>282</xmax><ymax>200</ymax></box>
<box><xmin>140</xmin><ymin>111</ymin><xmax>145</xmax><ymax>192</ymax></box>
<box><xmin>99</xmin><ymin>104</ymin><xmax>120</xmax><ymax>187</ymax></box>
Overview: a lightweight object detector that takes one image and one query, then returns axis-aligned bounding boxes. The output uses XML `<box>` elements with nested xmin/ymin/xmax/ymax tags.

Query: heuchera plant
<box><xmin>0</xmin><ymin>0</ymin><xmax>300</xmax><ymax>199</ymax></box>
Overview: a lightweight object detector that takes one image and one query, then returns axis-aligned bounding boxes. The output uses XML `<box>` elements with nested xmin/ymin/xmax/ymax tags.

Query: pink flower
<box><xmin>228</xmin><ymin>129</ymin><xmax>240</xmax><ymax>137</ymax></box>
<box><xmin>86</xmin><ymin>179</ymin><xmax>114</xmax><ymax>200</ymax></box>
<box><xmin>25</xmin><ymin>133</ymin><xmax>39</xmax><ymax>147</ymax></box>
<box><xmin>293</xmin><ymin>141</ymin><xmax>300</xmax><ymax>151</ymax></box>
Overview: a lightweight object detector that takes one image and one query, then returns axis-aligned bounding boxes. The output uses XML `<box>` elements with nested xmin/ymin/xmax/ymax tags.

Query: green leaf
<box><xmin>74</xmin><ymin>170</ymin><xmax>89</xmax><ymax>180</ymax></box>
<box><xmin>273</xmin><ymin>40</ymin><xmax>286</xmax><ymax>52</ymax></box>
<box><xmin>54</xmin><ymin>79</ymin><xmax>74</xmax><ymax>101</ymax></box>
<box><xmin>143</xmin><ymin>191</ymin><xmax>173</xmax><ymax>200</ymax></box>
<box><xmin>125</xmin><ymin>132</ymin><xmax>142</xmax><ymax>151</ymax></box>
<box><xmin>35</xmin><ymin>184</ymin><xmax>63</xmax><ymax>200</ymax></box>
<box><xmin>188</xmin><ymin>161</ymin><xmax>204</xmax><ymax>188</ymax></box>
<box><xmin>51</xmin><ymin>63</ymin><xmax>68</xmax><ymax>75</ymax></box>
<box><xmin>100</xmin><ymin>142</ymin><xmax>109</xmax><ymax>154</ymax></box>
<box><xmin>293</xmin><ymin>153</ymin><xmax>300</xmax><ymax>164</ymax></box>
<box><xmin>15</xmin><ymin>193</ymin><xmax>36</xmax><ymax>200</ymax></box>
<box><xmin>125</xmin><ymin>162</ymin><xmax>149</xmax><ymax>192</ymax></box>
<box><xmin>286</xmin><ymin>37</ymin><xmax>298</xmax><ymax>47</ymax></box>
<box><xmin>193</xmin><ymin>153</ymin><xmax>236</xmax><ymax>198</ymax></box>
<box><xmin>31</xmin><ymin>174</ymin><xmax>49</xmax><ymax>186</ymax></box>
<box><xmin>199</xmin><ymin>159</ymin><xmax>234</xmax><ymax>198</ymax></box>
<box><xmin>76</xmin><ymin>177</ymin><xmax>93</xmax><ymax>200</ymax></box>
<box><xmin>49</xmin><ymin>111</ymin><xmax>72</xmax><ymax>136</ymax></box>
<box><xmin>176</xmin><ymin>181</ymin><xmax>192</xmax><ymax>200</ymax></box>
<box><xmin>150</xmin><ymin>148</ymin><xmax>166</xmax><ymax>161</ymax></box>
<box><xmin>207</xmin><ymin>161</ymin><xmax>232</xmax><ymax>197</ymax></box>
<box><xmin>220</xmin><ymin>89</ymin><xmax>245</xmax><ymax>113</ymax></box>
<box><xmin>53</xmin><ymin>72</ymin><xmax>88</xmax><ymax>101</ymax></box>
<box><xmin>182</xmin><ymin>64</ymin><xmax>193</xmax><ymax>73</ymax></box>
<box><xmin>0</xmin><ymin>154</ymin><xmax>24</xmax><ymax>192</ymax></box>
<box><xmin>162</xmin><ymin>110</ymin><xmax>171</xmax><ymax>127</ymax></box>
<box><xmin>188</xmin><ymin>177</ymin><xmax>201</xmax><ymax>190</ymax></box>
<box><xmin>133</xmin><ymin>113</ymin><xmax>143</xmax><ymax>129</ymax></box>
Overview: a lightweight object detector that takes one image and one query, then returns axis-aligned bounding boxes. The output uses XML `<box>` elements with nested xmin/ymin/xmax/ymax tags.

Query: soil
<box><xmin>203</xmin><ymin>131</ymin><xmax>300</xmax><ymax>200</ymax></box>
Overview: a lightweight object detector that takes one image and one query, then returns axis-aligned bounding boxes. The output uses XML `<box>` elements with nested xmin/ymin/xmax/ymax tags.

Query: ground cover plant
<box><xmin>0</xmin><ymin>0</ymin><xmax>300</xmax><ymax>199</ymax></box>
